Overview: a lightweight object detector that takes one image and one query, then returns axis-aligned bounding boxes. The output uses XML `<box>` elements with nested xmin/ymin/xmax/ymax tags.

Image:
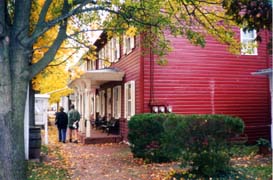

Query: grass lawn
<box><xmin>230</xmin><ymin>145</ymin><xmax>272</xmax><ymax>180</ymax></box>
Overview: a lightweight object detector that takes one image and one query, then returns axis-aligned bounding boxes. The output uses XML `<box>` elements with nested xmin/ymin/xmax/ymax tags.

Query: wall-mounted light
<box><xmin>159</xmin><ymin>106</ymin><xmax>165</xmax><ymax>113</ymax></box>
<box><xmin>152</xmin><ymin>106</ymin><xmax>159</xmax><ymax>113</ymax></box>
<box><xmin>167</xmin><ymin>105</ymin><xmax>172</xmax><ymax>113</ymax></box>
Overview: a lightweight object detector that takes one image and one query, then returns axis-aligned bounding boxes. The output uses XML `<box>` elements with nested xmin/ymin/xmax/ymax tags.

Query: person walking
<box><xmin>68</xmin><ymin>104</ymin><xmax>81</xmax><ymax>143</ymax></box>
<box><xmin>55</xmin><ymin>107</ymin><xmax>68</xmax><ymax>143</ymax></box>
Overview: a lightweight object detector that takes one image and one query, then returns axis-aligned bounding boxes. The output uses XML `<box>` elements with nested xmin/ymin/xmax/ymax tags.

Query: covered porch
<box><xmin>68</xmin><ymin>68</ymin><xmax>124</xmax><ymax>144</ymax></box>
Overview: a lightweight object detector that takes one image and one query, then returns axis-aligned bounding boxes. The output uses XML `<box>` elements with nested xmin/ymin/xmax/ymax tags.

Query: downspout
<box><xmin>267</xmin><ymin>30</ymin><xmax>273</xmax><ymax>150</ymax></box>
<box><xmin>149</xmin><ymin>47</ymin><xmax>155</xmax><ymax>112</ymax></box>
<box><xmin>140</xmin><ymin>34</ymin><xmax>144</xmax><ymax>113</ymax></box>
<box><xmin>149</xmin><ymin>27</ymin><xmax>155</xmax><ymax>111</ymax></box>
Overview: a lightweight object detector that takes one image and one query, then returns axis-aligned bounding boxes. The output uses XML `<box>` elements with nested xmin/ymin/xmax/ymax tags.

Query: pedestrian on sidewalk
<box><xmin>68</xmin><ymin>104</ymin><xmax>81</xmax><ymax>143</ymax></box>
<box><xmin>55</xmin><ymin>106</ymin><xmax>68</xmax><ymax>143</ymax></box>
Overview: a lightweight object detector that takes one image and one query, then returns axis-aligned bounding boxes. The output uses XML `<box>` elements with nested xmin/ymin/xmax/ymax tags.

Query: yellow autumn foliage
<box><xmin>30</xmin><ymin>0</ymin><xmax>74</xmax><ymax>103</ymax></box>
<box><xmin>125</xmin><ymin>26</ymin><xmax>137</xmax><ymax>37</ymax></box>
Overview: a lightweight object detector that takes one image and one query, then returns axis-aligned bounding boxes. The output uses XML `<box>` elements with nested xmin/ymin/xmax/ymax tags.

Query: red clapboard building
<box><xmin>68</xmin><ymin>28</ymin><xmax>271</xmax><ymax>143</ymax></box>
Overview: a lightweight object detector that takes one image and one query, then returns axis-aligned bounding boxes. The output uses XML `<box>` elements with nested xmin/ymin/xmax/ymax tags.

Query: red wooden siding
<box><xmin>143</xmin><ymin>30</ymin><xmax>271</xmax><ymax>142</ymax></box>
<box><xmin>98</xmin><ymin>29</ymin><xmax>270</xmax><ymax>142</ymax></box>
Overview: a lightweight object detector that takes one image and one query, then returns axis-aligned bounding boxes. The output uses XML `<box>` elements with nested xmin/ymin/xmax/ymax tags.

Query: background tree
<box><xmin>30</xmin><ymin>1</ymin><xmax>75</xmax><ymax>104</ymax></box>
<box><xmin>0</xmin><ymin>0</ymin><xmax>250</xmax><ymax>179</ymax></box>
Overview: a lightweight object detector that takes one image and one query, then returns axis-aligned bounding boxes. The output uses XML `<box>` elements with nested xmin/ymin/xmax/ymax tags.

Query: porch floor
<box><xmin>78</xmin><ymin>128</ymin><xmax>122</xmax><ymax>144</ymax></box>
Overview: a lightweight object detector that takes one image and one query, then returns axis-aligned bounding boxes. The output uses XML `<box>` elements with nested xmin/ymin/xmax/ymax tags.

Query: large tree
<box><xmin>0</xmin><ymin>0</ymin><xmax>246</xmax><ymax>179</ymax></box>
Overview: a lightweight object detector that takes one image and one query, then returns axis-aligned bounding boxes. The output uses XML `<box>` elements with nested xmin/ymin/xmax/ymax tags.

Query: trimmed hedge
<box><xmin>128</xmin><ymin>113</ymin><xmax>168</xmax><ymax>162</ymax></box>
<box><xmin>128</xmin><ymin>113</ymin><xmax>245</xmax><ymax>176</ymax></box>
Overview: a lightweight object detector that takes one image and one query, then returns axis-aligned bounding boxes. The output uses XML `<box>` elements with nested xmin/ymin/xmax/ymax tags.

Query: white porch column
<box><xmin>85</xmin><ymin>80</ymin><xmax>93</xmax><ymax>138</ymax></box>
<box><xmin>83</xmin><ymin>91</ymin><xmax>86</xmax><ymax>133</ymax></box>
<box><xmin>85</xmin><ymin>89</ymin><xmax>91</xmax><ymax>137</ymax></box>
<box><xmin>79</xmin><ymin>91</ymin><xmax>86</xmax><ymax>133</ymax></box>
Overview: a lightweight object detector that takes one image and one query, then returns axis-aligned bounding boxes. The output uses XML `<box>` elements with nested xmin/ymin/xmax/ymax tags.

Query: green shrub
<box><xmin>128</xmin><ymin>113</ymin><xmax>245</xmax><ymax>177</ymax></box>
<box><xmin>163</xmin><ymin>114</ymin><xmax>244</xmax><ymax>177</ymax></box>
<box><xmin>128</xmin><ymin>113</ymin><xmax>169</xmax><ymax>162</ymax></box>
<box><xmin>256</xmin><ymin>138</ymin><xmax>271</xmax><ymax>147</ymax></box>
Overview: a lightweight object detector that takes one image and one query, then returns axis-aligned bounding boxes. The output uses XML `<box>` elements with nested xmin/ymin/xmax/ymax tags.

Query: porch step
<box><xmin>83</xmin><ymin>136</ymin><xmax>122</xmax><ymax>144</ymax></box>
<box><xmin>78</xmin><ymin>129</ymin><xmax>123</xmax><ymax>144</ymax></box>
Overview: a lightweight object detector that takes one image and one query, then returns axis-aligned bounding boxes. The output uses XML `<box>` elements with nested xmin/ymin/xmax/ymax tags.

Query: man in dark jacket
<box><xmin>55</xmin><ymin>106</ymin><xmax>68</xmax><ymax>143</ymax></box>
<box><xmin>68</xmin><ymin>104</ymin><xmax>81</xmax><ymax>143</ymax></box>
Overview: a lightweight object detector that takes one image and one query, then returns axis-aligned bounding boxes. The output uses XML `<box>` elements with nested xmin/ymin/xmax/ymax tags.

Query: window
<box><xmin>98</xmin><ymin>37</ymin><xmax>120</xmax><ymax>68</ymax></box>
<box><xmin>99</xmin><ymin>90</ymin><xmax>105</xmax><ymax>116</ymax></box>
<box><xmin>107</xmin><ymin>88</ymin><xmax>112</xmax><ymax>116</ymax></box>
<box><xmin>240</xmin><ymin>29</ymin><xmax>257</xmax><ymax>55</ymax></box>
<box><xmin>86</xmin><ymin>60</ymin><xmax>95</xmax><ymax>70</ymax></box>
<box><xmin>123</xmin><ymin>35</ymin><xmax>135</xmax><ymax>55</ymax></box>
<box><xmin>111</xmin><ymin>37</ymin><xmax>120</xmax><ymax>62</ymax></box>
<box><xmin>124</xmin><ymin>81</ymin><xmax>135</xmax><ymax>119</ymax></box>
<box><xmin>96</xmin><ymin>94</ymin><xmax>100</xmax><ymax>113</ymax></box>
<box><xmin>98</xmin><ymin>49</ymin><xmax>105</xmax><ymax>69</ymax></box>
<box><xmin>112</xmin><ymin>86</ymin><xmax>121</xmax><ymax>118</ymax></box>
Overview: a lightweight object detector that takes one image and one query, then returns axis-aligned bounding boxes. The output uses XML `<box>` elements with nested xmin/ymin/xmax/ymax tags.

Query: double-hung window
<box><xmin>112</xmin><ymin>86</ymin><xmax>121</xmax><ymax>118</ymax></box>
<box><xmin>99</xmin><ymin>90</ymin><xmax>105</xmax><ymax>116</ymax></box>
<box><xmin>98</xmin><ymin>49</ymin><xmax>105</xmax><ymax>69</ymax></box>
<box><xmin>107</xmin><ymin>88</ymin><xmax>112</xmax><ymax>116</ymax></box>
<box><xmin>240</xmin><ymin>29</ymin><xmax>257</xmax><ymax>55</ymax></box>
<box><xmin>124</xmin><ymin>81</ymin><xmax>135</xmax><ymax>119</ymax></box>
<box><xmin>123</xmin><ymin>35</ymin><xmax>135</xmax><ymax>55</ymax></box>
<box><xmin>112</xmin><ymin>37</ymin><xmax>120</xmax><ymax>62</ymax></box>
<box><xmin>86</xmin><ymin>60</ymin><xmax>95</xmax><ymax>71</ymax></box>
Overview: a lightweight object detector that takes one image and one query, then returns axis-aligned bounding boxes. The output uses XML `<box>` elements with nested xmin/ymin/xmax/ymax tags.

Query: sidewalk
<box><xmin>46</xmin><ymin>126</ymin><xmax>179</xmax><ymax>180</ymax></box>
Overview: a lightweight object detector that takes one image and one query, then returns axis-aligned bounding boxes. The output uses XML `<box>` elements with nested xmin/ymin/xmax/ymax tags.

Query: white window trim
<box><xmin>240</xmin><ymin>28</ymin><xmax>258</xmax><ymax>55</ymax></box>
<box><xmin>124</xmin><ymin>81</ymin><xmax>135</xmax><ymax>120</ymax></box>
<box><xmin>112</xmin><ymin>86</ymin><xmax>121</xmax><ymax>119</ymax></box>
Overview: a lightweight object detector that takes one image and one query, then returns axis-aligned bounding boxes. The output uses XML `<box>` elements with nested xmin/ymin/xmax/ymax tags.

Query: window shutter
<box><xmin>107</xmin><ymin>88</ymin><xmax>111</xmax><ymax>115</ymax></box>
<box><xmin>130</xmin><ymin>36</ymin><xmax>135</xmax><ymax>50</ymax></box>
<box><xmin>108</xmin><ymin>41</ymin><xmax>112</xmax><ymax>63</ymax></box>
<box><xmin>116</xmin><ymin>37</ymin><xmax>120</xmax><ymax>61</ymax></box>
<box><xmin>111</xmin><ymin>38</ymin><xmax>114</xmax><ymax>62</ymax></box>
<box><xmin>96</xmin><ymin>93</ymin><xmax>100</xmax><ymax>114</ymax></box>
<box><xmin>117</xmin><ymin>86</ymin><xmax>121</xmax><ymax>118</ymax></box>
<box><xmin>123</xmin><ymin>34</ymin><xmax>126</xmax><ymax>55</ymax></box>
<box><xmin>130</xmin><ymin>81</ymin><xmax>135</xmax><ymax>117</ymax></box>
<box><xmin>124</xmin><ymin>83</ymin><xmax>128</xmax><ymax>118</ymax></box>
<box><xmin>101</xmin><ymin>90</ymin><xmax>105</xmax><ymax>116</ymax></box>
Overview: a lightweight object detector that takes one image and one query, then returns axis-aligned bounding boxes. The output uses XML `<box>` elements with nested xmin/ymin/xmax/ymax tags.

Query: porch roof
<box><xmin>68</xmin><ymin>68</ymin><xmax>125</xmax><ymax>89</ymax></box>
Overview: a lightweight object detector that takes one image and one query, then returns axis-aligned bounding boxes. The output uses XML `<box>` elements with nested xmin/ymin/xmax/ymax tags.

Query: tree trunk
<box><xmin>29</xmin><ymin>81</ymin><xmax>35</xmax><ymax>126</ymax></box>
<box><xmin>0</xmin><ymin>34</ymin><xmax>30</xmax><ymax>179</ymax></box>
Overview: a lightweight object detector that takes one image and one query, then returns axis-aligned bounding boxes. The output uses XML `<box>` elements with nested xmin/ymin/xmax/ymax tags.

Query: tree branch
<box><xmin>36</xmin><ymin>0</ymin><xmax>53</xmax><ymax>26</ymax></box>
<box><xmin>0</xmin><ymin>0</ymin><xmax>6</xmax><ymax>38</ymax></box>
<box><xmin>29</xmin><ymin>1</ymin><xmax>70</xmax><ymax>79</ymax></box>
<box><xmin>24</xmin><ymin>0</ymin><xmax>98</xmax><ymax>46</ymax></box>
<box><xmin>48</xmin><ymin>49</ymin><xmax>79</xmax><ymax>67</ymax></box>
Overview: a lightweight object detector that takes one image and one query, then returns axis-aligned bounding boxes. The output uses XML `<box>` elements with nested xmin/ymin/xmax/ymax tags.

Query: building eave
<box><xmin>68</xmin><ymin>68</ymin><xmax>125</xmax><ymax>89</ymax></box>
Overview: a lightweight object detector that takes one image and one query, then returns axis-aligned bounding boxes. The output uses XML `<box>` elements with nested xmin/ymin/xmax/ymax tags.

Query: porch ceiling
<box><xmin>68</xmin><ymin>68</ymin><xmax>125</xmax><ymax>89</ymax></box>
